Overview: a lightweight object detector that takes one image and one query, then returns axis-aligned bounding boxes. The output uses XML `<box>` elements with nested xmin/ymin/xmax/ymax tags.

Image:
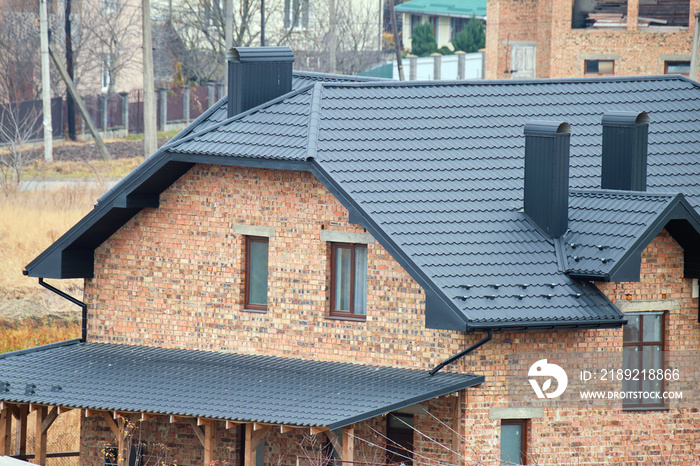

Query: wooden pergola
<box><xmin>0</xmin><ymin>401</ymin><xmax>356</xmax><ymax>466</ymax></box>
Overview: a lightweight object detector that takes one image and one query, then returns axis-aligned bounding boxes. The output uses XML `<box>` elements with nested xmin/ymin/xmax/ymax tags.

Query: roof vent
<box><xmin>601</xmin><ymin>111</ymin><xmax>650</xmax><ymax>191</ymax></box>
<box><xmin>523</xmin><ymin>121</ymin><xmax>572</xmax><ymax>238</ymax></box>
<box><xmin>226</xmin><ymin>46</ymin><xmax>295</xmax><ymax>118</ymax></box>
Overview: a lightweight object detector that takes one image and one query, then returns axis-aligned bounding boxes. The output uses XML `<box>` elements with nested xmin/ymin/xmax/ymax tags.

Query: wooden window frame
<box><xmin>584</xmin><ymin>59</ymin><xmax>615</xmax><ymax>75</ymax></box>
<box><xmin>329</xmin><ymin>242</ymin><xmax>366</xmax><ymax>319</ymax></box>
<box><xmin>622</xmin><ymin>311</ymin><xmax>665</xmax><ymax>410</ymax></box>
<box><xmin>664</xmin><ymin>61</ymin><xmax>690</xmax><ymax>76</ymax></box>
<box><xmin>501</xmin><ymin>419</ymin><xmax>527</xmax><ymax>465</ymax></box>
<box><xmin>244</xmin><ymin>236</ymin><xmax>268</xmax><ymax>311</ymax></box>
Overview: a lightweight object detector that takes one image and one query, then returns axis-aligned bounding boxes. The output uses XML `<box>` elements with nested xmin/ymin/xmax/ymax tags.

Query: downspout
<box><xmin>429</xmin><ymin>329</ymin><xmax>493</xmax><ymax>376</ymax></box>
<box><xmin>38</xmin><ymin>278</ymin><xmax>87</xmax><ymax>342</ymax></box>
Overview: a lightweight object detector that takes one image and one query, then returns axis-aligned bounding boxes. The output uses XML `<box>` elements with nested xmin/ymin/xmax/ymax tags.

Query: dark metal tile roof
<box><xmin>23</xmin><ymin>75</ymin><xmax>700</xmax><ymax>330</ymax></box>
<box><xmin>0</xmin><ymin>341</ymin><xmax>483</xmax><ymax>429</ymax></box>
<box><xmin>566</xmin><ymin>190</ymin><xmax>678</xmax><ymax>277</ymax></box>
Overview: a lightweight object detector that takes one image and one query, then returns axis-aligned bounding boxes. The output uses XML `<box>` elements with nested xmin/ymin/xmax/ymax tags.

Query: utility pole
<box><xmin>260</xmin><ymin>0</ymin><xmax>265</xmax><ymax>46</ymax></box>
<box><xmin>143</xmin><ymin>0</ymin><xmax>157</xmax><ymax>158</ymax></box>
<box><xmin>65</xmin><ymin>0</ymin><xmax>76</xmax><ymax>141</ymax></box>
<box><xmin>388</xmin><ymin>0</ymin><xmax>404</xmax><ymax>80</ymax></box>
<box><xmin>224</xmin><ymin>0</ymin><xmax>233</xmax><ymax>83</ymax></box>
<box><xmin>690</xmin><ymin>11</ymin><xmax>700</xmax><ymax>81</ymax></box>
<box><xmin>40</xmin><ymin>0</ymin><xmax>53</xmax><ymax>162</ymax></box>
<box><xmin>329</xmin><ymin>0</ymin><xmax>336</xmax><ymax>73</ymax></box>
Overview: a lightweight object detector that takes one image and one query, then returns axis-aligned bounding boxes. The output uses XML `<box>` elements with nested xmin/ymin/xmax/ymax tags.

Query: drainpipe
<box><xmin>429</xmin><ymin>329</ymin><xmax>493</xmax><ymax>375</ymax></box>
<box><xmin>38</xmin><ymin>278</ymin><xmax>87</xmax><ymax>342</ymax></box>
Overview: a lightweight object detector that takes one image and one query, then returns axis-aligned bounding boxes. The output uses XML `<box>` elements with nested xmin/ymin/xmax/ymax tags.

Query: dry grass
<box><xmin>0</xmin><ymin>318</ymin><xmax>81</xmax><ymax>353</ymax></box>
<box><xmin>0</xmin><ymin>185</ymin><xmax>106</xmax><ymax>320</ymax></box>
<box><xmin>23</xmin><ymin>157</ymin><xmax>141</xmax><ymax>179</ymax></box>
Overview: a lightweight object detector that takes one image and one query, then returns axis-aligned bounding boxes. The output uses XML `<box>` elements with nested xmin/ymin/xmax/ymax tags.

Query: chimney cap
<box><xmin>226</xmin><ymin>46</ymin><xmax>295</xmax><ymax>64</ymax></box>
<box><xmin>602</xmin><ymin>111</ymin><xmax>649</xmax><ymax>126</ymax></box>
<box><xmin>524</xmin><ymin>121</ymin><xmax>571</xmax><ymax>137</ymax></box>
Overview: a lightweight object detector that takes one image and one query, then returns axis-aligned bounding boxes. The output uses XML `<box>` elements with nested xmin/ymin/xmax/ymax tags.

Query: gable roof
<box><xmin>23</xmin><ymin>75</ymin><xmax>700</xmax><ymax>331</ymax></box>
<box><xmin>395</xmin><ymin>0</ymin><xmax>487</xmax><ymax>19</ymax></box>
<box><xmin>0</xmin><ymin>341</ymin><xmax>483</xmax><ymax>429</ymax></box>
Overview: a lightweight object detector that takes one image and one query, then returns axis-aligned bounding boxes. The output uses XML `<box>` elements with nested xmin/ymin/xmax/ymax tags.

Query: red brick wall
<box><xmin>83</xmin><ymin>165</ymin><xmax>700</xmax><ymax>464</ymax></box>
<box><xmin>486</xmin><ymin>0</ymin><xmax>699</xmax><ymax>79</ymax></box>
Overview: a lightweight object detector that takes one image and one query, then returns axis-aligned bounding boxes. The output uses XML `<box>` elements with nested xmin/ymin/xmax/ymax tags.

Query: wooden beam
<box><xmin>101</xmin><ymin>412</ymin><xmax>121</xmax><ymax>438</ymax></box>
<box><xmin>0</xmin><ymin>401</ymin><xmax>6</xmax><ymax>411</ymax></box>
<box><xmin>244</xmin><ymin>423</ymin><xmax>271</xmax><ymax>466</ymax></box>
<box><xmin>7</xmin><ymin>405</ymin><xmax>19</xmax><ymax>420</ymax></box>
<box><xmin>252</xmin><ymin>422</ymin><xmax>268</xmax><ymax>431</ymax></box>
<box><xmin>197</xmin><ymin>417</ymin><xmax>212</xmax><ymax>426</ymax></box>
<box><xmin>141</xmin><ymin>412</ymin><xmax>157</xmax><ymax>421</ymax></box>
<box><xmin>85</xmin><ymin>408</ymin><xmax>104</xmax><ymax>417</ymax></box>
<box><xmin>41</xmin><ymin>406</ymin><xmax>58</xmax><ymax>434</ymax></box>
<box><xmin>169</xmin><ymin>415</ymin><xmax>185</xmax><ymax>424</ymax></box>
<box><xmin>0</xmin><ymin>406</ymin><xmax>11</xmax><ymax>456</ymax></box>
<box><xmin>186</xmin><ymin>418</ymin><xmax>205</xmax><ymax>447</ymax></box>
<box><xmin>203</xmin><ymin>422</ymin><xmax>214</xmax><ymax>466</ymax></box>
<box><xmin>33</xmin><ymin>405</ymin><xmax>47</xmax><ymax>465</ymax></box>
<box><xmin>310</xmin><ymin>426</ymin><xmax>329</xmax><ymax>435</ymax></box>
<box><xmin>452</xmin><ymin>391</ymin><xmax>464</xmax><ymax>464</ymax></box>
<box><xmin>326</xmin><ymin>430</ymin><xmax>341</xmax><ymax>456</ymax></box>
<box><xmin>57</xmin><ymin>406</ymin><xmax>72</xmax><ymax>415</ymax></box>
<box><xmin>15</xmin><ymin>404</ymin><xmax>28</xmax><ymax>457</ymax></box>
<box><xmin>342</xmin><ymin>426</ymin><xmax>355</xmax><ymax>466</ymax></box>
<box><xmin>280</xmin><ymin>425</ymin><xmax>299</xmax><ymax>434</ymax></box>
<box><xmin>117</xmin><ymin>417</ymin><xmax>127</xmax><ymax>466</ymax></box>
<box><xmin>29</xmin><ymin>403</ymin><xmax>42</xmax><ymax>413</ymax></box>
<box><xmin>226</xmin><ymin>420</ymin><xmax>240</xmax><ymax>430</ymax></box>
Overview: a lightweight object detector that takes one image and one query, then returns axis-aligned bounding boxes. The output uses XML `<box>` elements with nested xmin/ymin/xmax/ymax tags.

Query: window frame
<box><xmin>244</xmin><ymin>236</ymin><xmax>269</xmax><ymax>312</ymax></box>
<box><xmin>664</xmin><ymin>60</ymin><xmax>691</xmax><ymax>76</ymax></box>
<box><xmin>329</xmin><ymin>242</ymin><xmax>367</xmax><ymax>319</ymax></box>
<box><xmin>500</xmin><ymin>419</ymin><xmax>527</xmax><ymax>465</ymax></box>
<box><xmin>622</xmin><ymin>311</ymin><xmax>665</xmax><ymax>410</ymax></box>
<box><xmin>584</xmin><ymin>59</ymin><xmax>615</xmax><ymax>75</ymax></box>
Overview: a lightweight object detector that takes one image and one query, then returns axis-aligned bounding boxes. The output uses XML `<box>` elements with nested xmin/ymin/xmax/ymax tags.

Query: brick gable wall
<box><xmin>83</xmin><ymin>165</ymin><xmax>700</xmax><ymax>464</ymax></box>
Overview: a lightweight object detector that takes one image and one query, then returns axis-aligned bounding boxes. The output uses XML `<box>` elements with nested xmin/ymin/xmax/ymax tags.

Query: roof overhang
<box><xmin>0</xmin><ymin>341</ymin><xmax>484</xmax><ymax>430</ymax></box>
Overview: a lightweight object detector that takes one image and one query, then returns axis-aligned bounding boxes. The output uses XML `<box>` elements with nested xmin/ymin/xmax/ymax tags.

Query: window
<box><xmin>451</xmin><ymin>17</ymin><xmax>469</xmax><ymax>39</ymax></box>
<box><xmin>101</xmin><ymin>55</ymin><xmax>111</xmax><ymax>92</ymax></box>
<box><xmin>386</xmin><ymin>413</ymin><xmax>414</xmax><ymax>465</ymax></box>
<box><xmin>411</xmin><ymin>14</ymin><xmax>422</xmax><ymax>35</ymax></box>
<box><xmin>330</xmin><ymin>243</ymin><xmax>367</xmax><ymax>318</ymax></box>
<box><xmin>500</xmin><ymin>419</ymin><xmax>527</xmax><ymax>465</ymax></box>
<box><xmin>623</xmin><ymin>312</ymin><xmax>664</xmax><ymax>409</ymax></box>
<box><xmin>284</xmin><ymin>0</ymin><xmax>309</xmax><ymax>29</ymax></box>
<box><xmin>429</xmin><ymin>16</ymin><xmax>439</xmax><ymax>38</ymax></box>
<box><xmin>585</xmin><ymin>59</ymin><xmax>614</xmax><ymax>75</ymax></box>
<box><xmin>245</xmin><ymin>236</ymin><xmax>269</xmax><ymax>311</ymax></box>
<box><xmin>664</xmin><ymin>61</ymin><xmax>691</xmax><ymax>76</ymax></box>
<box><xmin>102</xmin><ymin>0</ymin><xmax>117</xmax><ymax>13</ymax></box>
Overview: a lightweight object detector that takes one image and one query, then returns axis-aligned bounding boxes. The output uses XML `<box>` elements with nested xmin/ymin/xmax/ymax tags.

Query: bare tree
<box><xmin>74</xmin><ymin>0</ymin><xmax>142</xmax><ymax>94</ymax></box>
<box><xmin>0</xmin><ymin>3</ymin><xmax>42</xmax><ymax>103</ymax></box>
<box><xmin>0</xmin><ymin>102</ymin><xmax>42</xmax><ymax>192</ymax></box>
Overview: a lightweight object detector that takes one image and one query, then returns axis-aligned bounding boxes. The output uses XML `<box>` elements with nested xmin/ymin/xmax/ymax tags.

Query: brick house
<box><xmin>485</xmin><ymin>0</ymin><xmax>700</xmax><ymax>79</ymax></box>
<box><xmin>1</xmin><ymin>48</ymin><xmax>700</xmax><ymax>465</ymax></box>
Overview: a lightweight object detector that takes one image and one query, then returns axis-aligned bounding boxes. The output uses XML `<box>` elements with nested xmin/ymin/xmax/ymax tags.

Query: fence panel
<box><xmin>190</xmin><ymin>85</ymin><xmax>210</xmax><ymax>119</ymax></box>
<box><xmin>129</xmin><ymin>89</ymin><xmax>144</xmax><ymax>134</ymax></box>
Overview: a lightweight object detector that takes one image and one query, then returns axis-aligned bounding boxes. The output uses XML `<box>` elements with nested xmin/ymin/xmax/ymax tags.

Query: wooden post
<box><xmin>204</xmin><ymin>422</ymin><xmax>214</xmax><ymax>466</ymax></box>
<box><xmin>16</xmin><ymin>404</ymin><xmax>28</xmax><ymax>457</ymax></box>
<box><xmin>342</xmin><ymin>425</ymin><xmax>354</xmax><ymax>466</ymax></box>
<box><xmin>452</xmin><ymin>391</ymin><xmax>464</xmax><ymax>464</ymax></box>
<box><xmin>244</xmin><ymin>423</ymin><xmax>270</xmax><ymax>466</ymax></box>
<box><xmin>34</xmin><ymin>406</ymin><xmax>47</xmax><ymax>465</ymax></box>
<box><xmin>0</xmin><ymin>406</ymin><xmax>11</xmax><ymax>455</ymax></box>
<box><xmin>118</xmin><ymin>417</ymin><xmax>127</xmax><ymax>465</ymax></box>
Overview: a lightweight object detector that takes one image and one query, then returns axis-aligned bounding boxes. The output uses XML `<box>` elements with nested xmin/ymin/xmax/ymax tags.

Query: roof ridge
<box><xmin>570</xmin><ymin>188</ymin><xmax>678</xmax><ymax>199</ymax></box>
<box><xmin>318</xmin><ymin>74</ymin><xmax>687</xmax><ymax>89</ymax></box>
<box><xmin>305</xmin><ymin>82</ymin><xmax>323</xmax><ymax>161</ymax></box>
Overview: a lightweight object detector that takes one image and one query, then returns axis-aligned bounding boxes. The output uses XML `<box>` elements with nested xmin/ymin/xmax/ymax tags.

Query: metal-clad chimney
<box><xmin>226</xmin><ymin>46</ymin><xmax>295</xmax><ymax>118</ymax></box>
<box><xmin>601</xmin><ymin>111</ymin><xmax>650</xmax><ymax>191</ymax></box>
<box><xmin>523</xmin><ymin>121</ymin><xmax>572</xmax><ymax>238</ymax></box>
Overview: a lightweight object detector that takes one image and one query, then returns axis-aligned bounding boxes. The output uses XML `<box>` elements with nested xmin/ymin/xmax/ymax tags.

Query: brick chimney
<box><xmin>523</xmin><ymin>121</ymin><xmax>572</xmax><ymax>238</ymax></box>
<box><xmin>226</xmin><ymin>47</ymin><xmax>295</xmax><ymax>118</ymax></box>
<box><xmin>601</xmin><ymin>111</ymin><xmax>650</xmax><ymax>191</ymax></box>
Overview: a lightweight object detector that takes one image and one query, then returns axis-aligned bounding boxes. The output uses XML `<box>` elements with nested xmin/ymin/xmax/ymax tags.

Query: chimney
<box><xmin>523</xmin><ymin>121</ymin><xmax>572</xmax><ymax>238</ymax></box>
<box><xmin>226</xmin><ymin>46</ymin><xmax>295</xmax><ymax>118</ymax></box>
<box><xmin>601</xmin><ymin>111</ymin><xmax>650</xmax><ymax>191</ymax></box>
